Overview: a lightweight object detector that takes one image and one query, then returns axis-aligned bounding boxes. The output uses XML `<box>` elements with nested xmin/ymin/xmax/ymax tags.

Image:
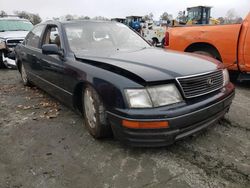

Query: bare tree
<box><xmin>0</xmin><ymin>10</ymin><xmax>7</xmax><ymax>17</ymax></box>
<box><xmin>224</xmin><ymin>9</ymin><xmax>242</xmax><ymax>24</ymax></box>
<box><xmin>217</xmin><ymin>17</ymin><xmax>225</xmax><ymax>24</ymax></box>
<box><xmin>30</xmin><ymin>14</ymin><xmax>42</xmax><ymax>25</ymax></box>
<box><xmin>177</xmin><ymin>11</ymin><xmax>186</xmax><ymax>23</ymax></box>
<box><xmin>149</xmin><ymin>12</ymin><xmax>154</xmax><ymax>20</ymax></box>
<box><xmin>78</xmin><ymin>16</ymin><xmax>90</xmax><ymax>20</ymax></box>
<box><xmin>160</xmin><ymin>12</ymin><xmax>173</xmax><ymax>22</ymax></box>
<box><xmin>92</xmin><ymin>16</ymin><xmax>109</xmax><ymax>21</ymax></box>
<box><xmin>14</xmin><ymin>11</ymin><xmax>42</xmax><ymax>25</ymax></box>
<box><xmin>65</xmin><ymin>14</ymin><xmax>74</xmax><ymax>21</ymax></box>
<box><xmin>143</xmin><ymin>12</ymin><xmax>154</xmax><ymax>21</ymax></box>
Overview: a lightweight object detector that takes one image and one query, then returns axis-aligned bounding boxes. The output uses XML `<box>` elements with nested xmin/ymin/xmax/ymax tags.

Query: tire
<box><xmin>161</xmin><ymin>38</ymin><xmax>165</xmax><ymax>48</ymax></box>
<box><xmin>20</xmin><ymin>63</ymin><xmax>31</xmax><ymax>86</ymax></box>
<box><xmin>82</xmin><ymin>86</ymin><xmax>112</xmax><ymax>139</ymax></box>
<box><xmin>193</xmin><ymin>51</ymin><xmax>214</xmax><ymax>58</ymax></box>
<box><xmin>151</xmin><ymin>38</ymin><xmax>158</xmax><ymax>47</ymax></box>
<box><xmin>0</xmin><ymin>51</ymin><xmax>6</xmax><ymax>69</ymax></box>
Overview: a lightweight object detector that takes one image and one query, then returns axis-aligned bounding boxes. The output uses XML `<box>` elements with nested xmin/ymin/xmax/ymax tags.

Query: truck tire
<box><xmin>0</xmin><ymin>51</ymin><xmax>6</xmax><ymax>68</ymax></box>
<box><xmin>82</xmin><ymin>86</ymin><xmax>112</xmax><ymax>139</ymax></box>
<box><xmin>151</xmin><ymin>38</ymin><xmax>158</xmax><ymax>47</ymax></box>
<box><xmin>193</xmin><ymin>51</ymin><xmax>214</xmax><ymax>58</ymax></box>
<box><xmin>161</xmin><ymin>38</ymin><xmax>165</xmax><ymax>48</ymax></box>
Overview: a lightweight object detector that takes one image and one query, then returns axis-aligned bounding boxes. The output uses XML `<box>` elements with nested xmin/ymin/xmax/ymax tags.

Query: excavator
<box><xmin>176</xmin><ymin>6</ymin><xmax>220</xmax><ymax>25</ymax></box>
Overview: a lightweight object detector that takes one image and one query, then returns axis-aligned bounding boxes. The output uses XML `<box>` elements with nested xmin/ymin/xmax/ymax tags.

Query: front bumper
<box><xmin>108</xmin><ymin>84</ymin><xmax>235</xmax><ymax>147</ymax></box>
<box><xmin>1</xmin><ymin>49</ymin><xmax>16</xmax><ymax>68</ymax></box>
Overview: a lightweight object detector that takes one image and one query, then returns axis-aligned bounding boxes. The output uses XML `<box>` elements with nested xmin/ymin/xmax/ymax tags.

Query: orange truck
<box><xmin>165</xmin><ymin>12</ymin><xmax>250</xmax><ymax>81</ymax></box>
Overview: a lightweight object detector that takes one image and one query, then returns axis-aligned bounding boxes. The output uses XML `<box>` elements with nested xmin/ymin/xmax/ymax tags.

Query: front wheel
<box><xmin>82</xmin><ymin>86</ymin><xmax>112</xmax><ymax>139</ymax></box>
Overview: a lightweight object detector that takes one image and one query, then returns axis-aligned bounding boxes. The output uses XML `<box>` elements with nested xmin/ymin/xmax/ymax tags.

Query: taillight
<box><xmin>165</xmin><ymin>31</ymin><xmax>169</xmax><ymax>47</ymax></box>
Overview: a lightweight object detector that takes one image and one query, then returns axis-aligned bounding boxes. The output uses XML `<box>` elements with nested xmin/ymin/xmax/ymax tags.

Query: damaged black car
<box><xmin>15</xmin><ymin>20</ymin><xmax>235</xmax><ymax>147</ymax></box>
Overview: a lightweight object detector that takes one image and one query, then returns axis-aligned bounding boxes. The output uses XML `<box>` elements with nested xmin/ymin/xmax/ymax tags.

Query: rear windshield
<box><xmin>0</xmin><ymin>20</ymin><xmax>33</xmax><ymax>32</ymax></box>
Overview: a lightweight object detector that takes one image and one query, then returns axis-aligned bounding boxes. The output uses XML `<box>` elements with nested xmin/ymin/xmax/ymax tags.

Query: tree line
<box><xmin>143</xmin><ymin>8</ymin><xmax>243</xmax><ymax>24</ymax></box>
<box><xmin>0</xmin><ymin>8</ymin><xmax>244</xmax><ymax>25</ymax></box>
<box><xmin>0</xmin><ymin>10</ymin><xmax>42</xmax><ymax>25</ymax></box>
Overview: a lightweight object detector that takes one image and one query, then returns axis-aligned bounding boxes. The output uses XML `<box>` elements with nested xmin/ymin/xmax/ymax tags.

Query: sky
<box><xmin>1</xmin><ymin>0</ymin><xmax>249</xmax><ymax>21</ymax></box>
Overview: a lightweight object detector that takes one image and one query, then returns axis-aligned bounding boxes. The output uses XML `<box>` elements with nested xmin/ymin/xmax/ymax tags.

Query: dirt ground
<box><xmin>0</xmin><ymin>69</ymin><xmax>249</xmax><ymax>188</ymax></box>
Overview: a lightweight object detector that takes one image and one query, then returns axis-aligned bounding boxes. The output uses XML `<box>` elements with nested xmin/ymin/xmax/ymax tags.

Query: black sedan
<box><xmin>15</xmin><ymin>20</ymin><xmax>235</xmax><ymax>147</ymax></box>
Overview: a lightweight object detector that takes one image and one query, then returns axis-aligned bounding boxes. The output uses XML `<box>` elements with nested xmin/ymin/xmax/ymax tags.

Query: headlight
<box><xmin>147</xmin><ymin>84</ymin><xmax>183</xmax><ymax>107</ymax></box>
<box><xmin>125</xmin><ymin>89</ymin><xmax>152</xmax><ymax>108</ymax></box>
<box><xmin>0</xmin><ymin>38</ymin><xmax>6</xmax><ymax>49</ymax></box>
<box><xmin>125</xmin><ymin>84</ymin><xmax>183</xmax><ymax>108</ymax></box>
<box><xmin>223</xmin><ymin>69</ymin><xmax>230</xmax><ymax>86</ymax></box>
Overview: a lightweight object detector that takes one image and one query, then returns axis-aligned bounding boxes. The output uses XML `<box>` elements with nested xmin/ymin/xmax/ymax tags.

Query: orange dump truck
<box><xmin>165</xmin><ymin>12</ymin><xmax>250</xmax><ymax>81</ymax></box>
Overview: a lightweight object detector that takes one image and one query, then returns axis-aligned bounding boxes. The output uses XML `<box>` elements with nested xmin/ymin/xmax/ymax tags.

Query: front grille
<box><xmin>6</xmin><ymin>39</ymin><xmax>24</xmax><ymax>48</ymax></box>
<box><xmin>177</xmin><ymin>70</ymin><xmax>223</xmax><ymax>98</ymax></box>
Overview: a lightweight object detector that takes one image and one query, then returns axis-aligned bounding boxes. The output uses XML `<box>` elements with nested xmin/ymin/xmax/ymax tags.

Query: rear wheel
<box><xmin>151</xmin><ymin>38</ymin><xmax>158</xmax><ymax>47</ymax></box>
<box><xmin>193</xmin><ymin>51</ymin><xmax>214</xmax><ymax>58</ymax></box>
<box><xmin>161</xmin><ymin>38</ymin><xmax>165</xmax><ymax>48</ymax></box>
<box><xmin>82</xmin><ymin>86</ymin><xmax>112</xmax><ymax>139</ymax></box>
<box><xmin>20</xmin><ymin>63</ymin><xmax>31</xmax><ymax>86</ymax></box>
<box><xmin>187</xmin><ymin>45</ymin><xmax>222</xmax><ymax>61</ymax></box>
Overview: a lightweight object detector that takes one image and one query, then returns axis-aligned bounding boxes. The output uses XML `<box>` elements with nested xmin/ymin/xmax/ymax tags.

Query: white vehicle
<box><xmin>0</xmin><ymin>17</ymin><xmax>33</xmax><ymax>68</ymax></box>
<box><xmin>141</xmin><ymin>21</ymin><xmax>166</xmax><ymax>47</ymax></box>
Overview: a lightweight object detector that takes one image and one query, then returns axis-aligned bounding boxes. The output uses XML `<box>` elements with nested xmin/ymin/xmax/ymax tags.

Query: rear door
<box><xmin>22</xmin><ymin>24</ymin><xmax>45</xmax><ymax>84</ymax></box>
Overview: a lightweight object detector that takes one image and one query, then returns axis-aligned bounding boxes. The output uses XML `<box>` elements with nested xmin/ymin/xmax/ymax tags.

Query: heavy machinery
<box><xmin>177</xmin><ymin>6</ymin><xmax>220</xmax><ymax>25</ymax></box>
<box><xmin>186</xmin><ymin>6</ymin><xmax>212</xmax><ymax>24</ymax></box>
<box><xmin>125</xmin><ymin>16</ymin><xmax>143</xmax><ymax>32</ymax></box>
<box><xmin>141</xmin><ymin>21</ymin><xmax>166</xmax><ymax>47</ymax></box>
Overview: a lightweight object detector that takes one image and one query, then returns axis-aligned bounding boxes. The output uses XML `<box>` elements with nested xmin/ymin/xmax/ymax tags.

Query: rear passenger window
<box><xmin>26</xmin><ymin>25</ymin><xmax>45</xmax><ymax>48</ymax></box>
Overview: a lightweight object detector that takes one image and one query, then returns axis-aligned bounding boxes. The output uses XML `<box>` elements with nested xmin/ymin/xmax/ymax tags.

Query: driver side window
<box><xmin>26</xmin><ymin>24</ymin><xmax>45</xmax><ymax>48</ymax></box>
<box><xmin>42</xmin><ymin>25</ymin><xmax>61</xmax><ymax>48</ymax></box>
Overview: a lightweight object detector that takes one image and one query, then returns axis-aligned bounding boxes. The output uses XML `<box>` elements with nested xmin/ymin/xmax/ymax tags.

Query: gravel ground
<box><xmin>0</xmin><ymin>69</ymin><xmax>250</xmax><ymax>188</ymax></box>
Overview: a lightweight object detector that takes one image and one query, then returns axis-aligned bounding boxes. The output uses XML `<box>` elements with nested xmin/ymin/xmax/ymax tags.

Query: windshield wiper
<box><xmin>0</xmin><ymin>30</ymin><xmax>5</xmax><ymax>32</ymax></box>
<box><xmin>12</xmin><ymin>29</ymin><xmax>28</xmax><ymax>31</ymax></box>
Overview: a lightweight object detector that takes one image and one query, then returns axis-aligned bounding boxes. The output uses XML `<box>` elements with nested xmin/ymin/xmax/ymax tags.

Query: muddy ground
<box><xmin>0</xmin><ymin>69</ymin><xmax>249</xmax><ymax>188</ymax></box>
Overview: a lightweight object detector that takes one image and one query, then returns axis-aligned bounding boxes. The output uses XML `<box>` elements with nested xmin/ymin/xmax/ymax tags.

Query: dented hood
<box><xmin>75</xmin><ymin>48</ymin><xmax>219</xmax><ymax>83</ymax></box>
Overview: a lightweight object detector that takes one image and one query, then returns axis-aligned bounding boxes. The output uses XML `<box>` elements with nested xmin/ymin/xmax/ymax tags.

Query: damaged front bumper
<box><xmin>1</xmin><ymin>47</ymin><xmax>17</xmax><ymax>69</ymax></box>
<box><xmin>2</xmin><ymin>50</ymin><xmax>16</xmax><ymax>68</ymax></box>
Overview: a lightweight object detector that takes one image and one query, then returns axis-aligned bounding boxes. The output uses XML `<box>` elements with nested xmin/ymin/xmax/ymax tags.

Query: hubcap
<box><xmin>84</xmin><ymin>89</ymin><xmax>97</xmax><ymax>129</ymax></box>
<box><xmin>21</xmin><ymin>64</ymin><xmax>28</xmax><ymax>83</ymax></box>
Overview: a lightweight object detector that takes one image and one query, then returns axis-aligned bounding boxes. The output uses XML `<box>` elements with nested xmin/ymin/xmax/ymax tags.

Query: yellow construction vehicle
<box><xmin>176</xmin><ymin>6</ymin><xmax>220</xmax><ymax>25</ymax></box>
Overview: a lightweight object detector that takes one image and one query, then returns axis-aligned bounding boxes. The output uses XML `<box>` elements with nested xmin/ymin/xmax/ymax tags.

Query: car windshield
<box><xmin>64</xmin><ymin>22</ymin><xmax>150</xmax><ymax>54</ymax></box>
<box><xmin>0</xmin><ymin>20</ymin><xmax>33</xmax><ymax>32</ymax></box>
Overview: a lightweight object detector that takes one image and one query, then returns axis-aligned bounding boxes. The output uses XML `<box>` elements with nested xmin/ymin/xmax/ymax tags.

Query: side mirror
<box><xmin>42</xmin><ymin>44</ymin><xmax>63</xmax><ymax>56</ymax></box>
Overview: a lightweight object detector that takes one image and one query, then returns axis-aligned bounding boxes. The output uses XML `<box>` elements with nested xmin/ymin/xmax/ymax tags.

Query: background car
<box><xmin>0</xmin><ymin>16</ymin><xmax>33</xmax><ymax>68</ymax></box>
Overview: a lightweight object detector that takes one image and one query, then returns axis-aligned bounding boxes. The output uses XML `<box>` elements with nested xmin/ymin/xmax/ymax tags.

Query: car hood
<box><xmin>75</xmin><ymin>48</ymin><xmax>219</xmax><ymax>83</ymax></box>
<box><xmin>0</xmin><ymin>31</ymin><xmax>29</xmax><ymax>39</ymax></box>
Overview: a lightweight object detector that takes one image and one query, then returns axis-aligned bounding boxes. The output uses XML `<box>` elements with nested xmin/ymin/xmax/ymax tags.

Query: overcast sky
<box><xmin>1</xmin><ymin>0</ymin><xmax>249</xmax><ymax>20</ymax></box>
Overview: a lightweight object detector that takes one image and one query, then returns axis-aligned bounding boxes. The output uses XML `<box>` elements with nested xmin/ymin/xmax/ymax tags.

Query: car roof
<box><xmin>43</xmin><ymin>19</ymin><xmax>112</xmax><ymax>25</ymax></box>
<box><xmin>0</xmin><ymin>17</ymin><xmax>30</xmax><ymax>22</ymax></box>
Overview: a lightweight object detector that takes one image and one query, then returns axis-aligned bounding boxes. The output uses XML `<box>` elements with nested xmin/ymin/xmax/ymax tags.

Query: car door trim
<box><xmin>28</xmin><ymin>71</ymin><xmax>73</xmax><ymax>96</ymax></box>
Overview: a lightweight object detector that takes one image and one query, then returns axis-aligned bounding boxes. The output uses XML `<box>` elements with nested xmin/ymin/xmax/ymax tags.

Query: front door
<box><xmin>39</xmin><ymin>25</ymin><xmax>69</xmax><ymax>102</ymax></box>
